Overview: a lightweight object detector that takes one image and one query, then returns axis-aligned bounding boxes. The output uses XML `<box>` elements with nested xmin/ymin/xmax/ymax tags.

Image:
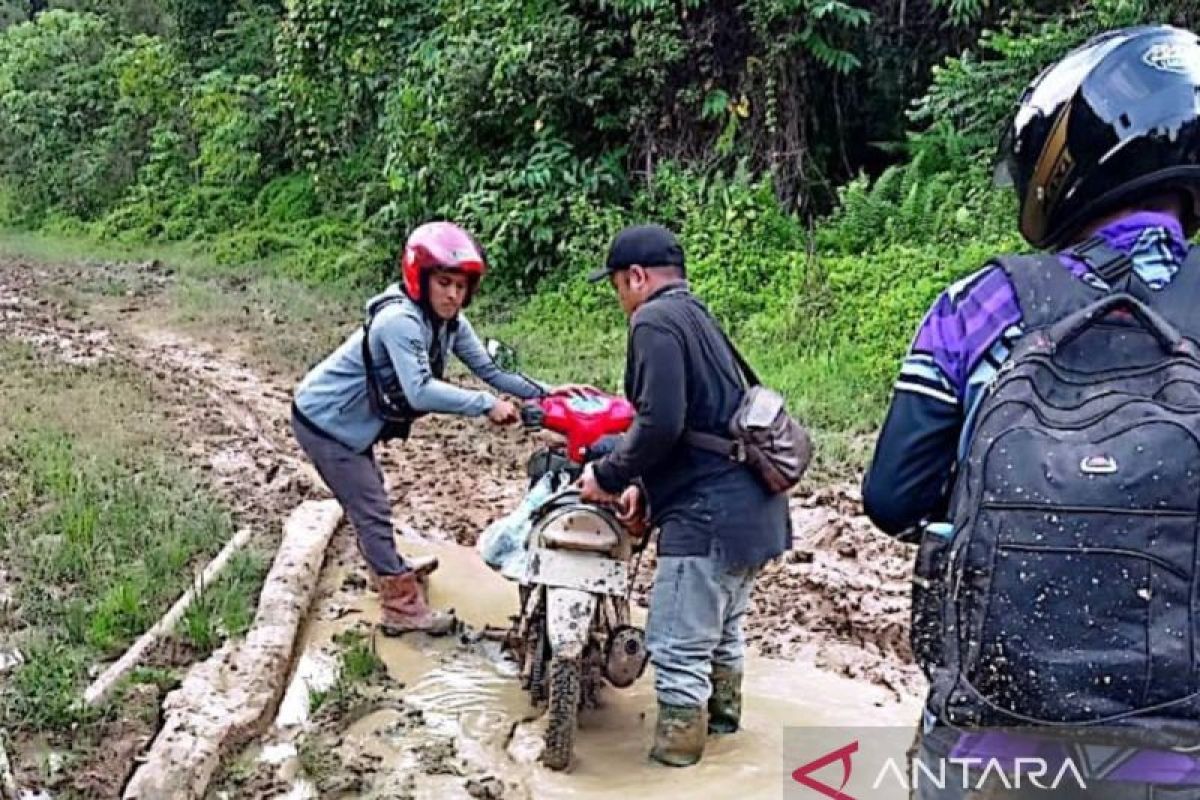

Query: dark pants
<box><xmin>291</xmin><ymin>412</ymin><xmax>408</xmax><ymax>576</ymax></box>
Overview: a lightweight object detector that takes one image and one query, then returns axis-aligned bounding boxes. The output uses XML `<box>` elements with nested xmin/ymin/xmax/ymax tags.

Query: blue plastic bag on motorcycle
<box><xmin>477</xmin><ymin>473</ymin><xmax>558</xmax><ymax>581</ymax></box>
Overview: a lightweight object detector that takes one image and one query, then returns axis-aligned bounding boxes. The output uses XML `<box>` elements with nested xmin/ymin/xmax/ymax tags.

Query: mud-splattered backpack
<box><xmin>919</xmin><ymin>241</ymin><xmax>1200</xmax><ymax>746</ymax></box>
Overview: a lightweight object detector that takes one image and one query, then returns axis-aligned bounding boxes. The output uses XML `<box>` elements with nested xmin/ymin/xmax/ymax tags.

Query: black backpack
<box><xmin>917</xmin><ymin>242</ymin><xmax>1200</xmax><ymax>746</ymax></box>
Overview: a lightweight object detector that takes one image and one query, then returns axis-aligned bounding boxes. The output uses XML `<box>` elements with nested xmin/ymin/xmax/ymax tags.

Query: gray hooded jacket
<box><xmin>294</xmin><ymin>284</ymin><xmax>545</xmax><ymax>452</ymax></box>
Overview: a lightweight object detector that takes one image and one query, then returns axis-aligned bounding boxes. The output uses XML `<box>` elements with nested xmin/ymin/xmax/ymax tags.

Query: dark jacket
<box><xmin>592</xmin><ymin>283</ymin><xmax>790</xmax><ymax>568</ymax></box>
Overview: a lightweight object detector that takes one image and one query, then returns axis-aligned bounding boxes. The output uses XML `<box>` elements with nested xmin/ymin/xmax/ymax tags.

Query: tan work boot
<box><xmin>378</xmin><ymin>572</ymin><xmax>455</xmax><ymax>636</ymax></box>
<box><xmin>708</xmin><ymin>665</ymin><xmax>743</xmax><ymax>734</ymax></box>
<box><xmin>364</xmin><ymin>554</ymin><xmax>439</xmax><ymax>592</ymax></box>
<box><xmin>649</xmin><ymin>703</ymin><xmax>707</xmax><ymax>767</ymax></box>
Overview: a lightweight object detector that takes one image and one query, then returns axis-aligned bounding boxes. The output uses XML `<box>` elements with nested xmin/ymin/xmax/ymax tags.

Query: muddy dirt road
<box><xmin>0</xmin><ymin>255</ymin><xmax>923</xmax><ymax>798</ymax></box>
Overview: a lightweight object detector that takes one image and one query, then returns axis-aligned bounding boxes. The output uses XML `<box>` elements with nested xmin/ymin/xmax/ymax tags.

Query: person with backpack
<box><xmin>578</xmin><ymin>223</ymin><xmax>804</xmax><ymax>768</ymax></box>
<box><xmin>292</xmin><ymin>221</ymin><xmax>566</xmax><ymax>637</ymax></box>
<box><xmin>865</xmin><ymin>25</ymin><xmax>1200</xmax><ymax>797</ymax></box>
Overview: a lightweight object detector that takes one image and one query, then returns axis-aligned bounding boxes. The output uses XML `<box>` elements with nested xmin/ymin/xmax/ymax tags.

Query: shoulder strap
<box><xmin>361</xmin><ymin>295</ymin><xmax>407</xmax><ymax>374</ymax></box>
<box><xmin>1140</xmin><ymin>245</ymin><xmax>1200</xmax><ymax>342</ymax></box>
<box><xmin>993</xmin><ymin>252</ymin><xmax>1105</xmax><ymax>331</ymax></box>
<box><xmin>717</xmin><ymin>326</ymin><xmax>761</xmax><ymax>388</ymax></box>
<box><xmin>683</xmin><ymin>429</ymin><xmax>744</xmax><ymax>460</ymax></box>
<box><xmin>365</xmin><ymin>294</ymin><xmax>406</xmax><ymax>320</ymax></box>
<box><xmin>677</xmin><ymin>298</ymin><xmax>762</xmax><ymax>459</ymax></box>
<box><xmin>684</xmin><ymin>293</ymin><xmax>761</xmax><ymax>387</ymax></box>
<box><xmin>1066</xmin><ymin>235</ymin><xmax>1135</xmax><ymax>286</ymax></box>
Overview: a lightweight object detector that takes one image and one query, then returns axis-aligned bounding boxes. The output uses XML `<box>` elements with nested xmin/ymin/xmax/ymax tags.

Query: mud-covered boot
<box><xmin>378</xmin><ymin>572</ymin><xmax>455</xmax><ymax>636</ymax></box>
<box><xmin>708</xmin><ymin>665</ymin><xmax>743</xmax><ymax>734</ymax></box>
<box><xmin>649</xmin><ymin>703</ymin><xmax>707</xmax><ymax>767</ymax></box>
<box><xmin>360</xmin><ymin>548</ymin><xmax>439</xmax><ymax>592</ymax></box>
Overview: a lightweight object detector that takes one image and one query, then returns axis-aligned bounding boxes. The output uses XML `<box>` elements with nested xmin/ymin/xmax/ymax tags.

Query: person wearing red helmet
<box><xmin>292</xmin><ymin>221</ymin><xmax>555</xmax><ymax>635</ymax></box>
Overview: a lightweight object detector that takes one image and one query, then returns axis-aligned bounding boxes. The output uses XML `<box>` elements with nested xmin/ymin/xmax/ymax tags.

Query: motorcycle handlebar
<box><xmin>520</xmin><ymin>401</ymin><xmax>545</xmax><ymax>431</ymax></box>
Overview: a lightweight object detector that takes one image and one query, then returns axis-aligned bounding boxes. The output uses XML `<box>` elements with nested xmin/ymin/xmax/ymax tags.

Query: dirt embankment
<box><xmin>0</xmin><ymin>255</ymin><xmax>920</xmax><ymax>798</ymax></box>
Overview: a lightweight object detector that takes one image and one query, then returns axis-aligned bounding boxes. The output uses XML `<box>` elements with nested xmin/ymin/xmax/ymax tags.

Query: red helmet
<box><xmin>401</xmin><ymin>221</ymin><xmax>487</xmax><ymax>304</ymax></box>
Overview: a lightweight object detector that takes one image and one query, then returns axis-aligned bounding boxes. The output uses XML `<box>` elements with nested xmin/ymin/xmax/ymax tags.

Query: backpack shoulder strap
<box><xmin>1140</xmin><ymin>245</ymin><xmax>1200</xmax><ymax>342</ymax></box>
<box><xmin>992</xmin><ymin>251</ymin><xmax>1106</xmax><ymax>331</ymax></box>
<box><xmin>361</xmin><ymin>295</ymin><xmax>407</xmax><ymax>371</ymax></box>
<box><xmin>1067</xmin><ymin>235</ymin><xmax>1135</xmax><ymax>286</ymax></box>
<box><xmin>365</xmin><ymin>294</ymin><xmax>406</xmax><ymax>323</ymax></box>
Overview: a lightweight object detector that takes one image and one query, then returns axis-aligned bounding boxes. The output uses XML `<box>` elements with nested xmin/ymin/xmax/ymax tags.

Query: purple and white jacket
<box><xmin>864</xmin><ymin>211</ymin><xmax>1200</xmax><ymax>785</ymax></box>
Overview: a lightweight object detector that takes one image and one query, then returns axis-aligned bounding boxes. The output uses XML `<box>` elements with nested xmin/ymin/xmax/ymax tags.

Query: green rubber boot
<box><xmin>649</xmin><ymin>703</ymin><xmax>707</xmax><ymax>767</ymax></box>
<box><xmin>708</xmin><ymin>664</ymin><xmax>743</xmax><ymax>734</ymax></box>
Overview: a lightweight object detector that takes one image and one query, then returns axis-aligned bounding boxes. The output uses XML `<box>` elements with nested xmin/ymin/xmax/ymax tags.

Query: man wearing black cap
<box><xmin>579</xmin><ymin>224</ymin><xmax>790</xmax><ymax>768</ymax></box>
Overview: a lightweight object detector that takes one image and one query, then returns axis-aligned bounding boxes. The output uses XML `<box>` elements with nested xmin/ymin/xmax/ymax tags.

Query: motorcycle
<box><xmin>507</xmin><ymin>389</ymin><xmax>651</xmax><ymax>771</ymax></box>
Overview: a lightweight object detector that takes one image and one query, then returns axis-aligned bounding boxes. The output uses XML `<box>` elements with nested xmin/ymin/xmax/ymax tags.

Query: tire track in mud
<box><xmin>0</xmin><ymin>256</ymin><xmax>922</xmax><ymax>796</ymax></box>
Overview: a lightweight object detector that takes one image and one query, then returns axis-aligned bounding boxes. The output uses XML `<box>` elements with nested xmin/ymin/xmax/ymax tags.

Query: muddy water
<box><xmin>285</xmin><ymin>537</ymin><xmax>922</xmax><ymax>799</ymax></box>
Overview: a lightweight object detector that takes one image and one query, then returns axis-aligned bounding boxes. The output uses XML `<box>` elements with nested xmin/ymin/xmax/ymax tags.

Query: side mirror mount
<box><xmin>485</xmin><ymin>338</ymin><xmax>520</xmax><ymax>372</ymax></box>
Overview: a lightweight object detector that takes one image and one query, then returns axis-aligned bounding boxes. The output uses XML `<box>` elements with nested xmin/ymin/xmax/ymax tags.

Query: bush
<box><xmin>0</xmin><ymin>11</ymin><xmax>120</xmax><ymax>220</ymax></box>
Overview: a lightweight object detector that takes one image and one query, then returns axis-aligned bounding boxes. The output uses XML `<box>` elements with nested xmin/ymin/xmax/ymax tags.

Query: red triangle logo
<box><xmin>791</xmin><ymin>740</ymin><xmax>859</xmax><ymax>800</ymax></box>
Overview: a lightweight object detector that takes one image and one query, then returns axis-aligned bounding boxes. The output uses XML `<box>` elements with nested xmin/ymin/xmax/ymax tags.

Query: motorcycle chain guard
<box><xmin>604</xmin><ymin>625</ymin><xmax>649</xmax><ymax>688</ymax></box>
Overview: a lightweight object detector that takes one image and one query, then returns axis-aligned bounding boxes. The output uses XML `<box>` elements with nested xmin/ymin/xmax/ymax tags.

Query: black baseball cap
<box><xmin>588</xmin><ymin>224</ymin><xmax>685</xmax><ymax>283</ymax></box>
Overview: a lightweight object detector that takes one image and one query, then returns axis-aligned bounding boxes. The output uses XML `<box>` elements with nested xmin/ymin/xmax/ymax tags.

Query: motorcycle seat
<box><xmin>540</xmin><ymin>509</ymin><xmax>620</xmax><ymax>553</ymax></box>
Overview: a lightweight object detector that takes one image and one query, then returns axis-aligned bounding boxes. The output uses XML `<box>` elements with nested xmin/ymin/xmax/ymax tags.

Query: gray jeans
<box><xmin>645</xmin><ymin>542</ymin><xmax>758</xmax><ymax>708</ymax></box>
<box><xmin>291</xmin><ymin>411</ymin><xmax>409</xmax><ymax>576</ymax></box>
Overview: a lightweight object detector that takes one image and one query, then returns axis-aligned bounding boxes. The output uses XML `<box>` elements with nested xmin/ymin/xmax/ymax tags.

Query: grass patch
<box><xmin>338</xmin><ymin>631</ymin><xmax>386</xmax><ymax>683</ymax></box>
<box><xmin>309</xmin><ymin>630</ymin><xmax>386</xmax><ymax>716</ymax></box>
<box><xmin>296</xmin><ymin>734</ymin><xmax>342</xmax><ymax>788</ymax></box>
<box><xmin>0</xmin><ymin>342</ymin><xmax>261</xmax><ymax>734</ymax></box>
<box><xmin>179</xmin><ymin>550</ymin><xmax>270</xmax><ymax>655</ymax></box>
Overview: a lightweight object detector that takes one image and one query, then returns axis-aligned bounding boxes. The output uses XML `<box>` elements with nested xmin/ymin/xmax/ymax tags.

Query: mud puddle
<box><xmin>262</xmin><ymin>537</ymin><xmax>921</xmax><ymax>799</ymax></box>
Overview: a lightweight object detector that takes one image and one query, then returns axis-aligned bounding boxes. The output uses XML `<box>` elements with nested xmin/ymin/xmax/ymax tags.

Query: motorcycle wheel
<box><xmin>528</xmin><ymin>624</ymin><xmax>549</xmax><ymax>705</ymax></box>
<box><xmin>541</xmin><ymin>655</ymin><xmax>581</xmax><ymax>771</ymax></box>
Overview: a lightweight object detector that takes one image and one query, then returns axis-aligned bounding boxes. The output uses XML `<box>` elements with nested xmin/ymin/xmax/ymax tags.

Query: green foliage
<box><xmin>0</xmin><ymin>2</ymin><xmax>25</xmax><ymax>30</ymax></box>
<box><xmin>0</xmin><ymin>11</ymin><xmax>120</xmax><ymax>219</ymax></box>
<box><xmin>308</xmin><ymin>630</ymin><xmax>386</xmax><ymax>716</ymax></box>
<box><xmin>0</xmin><ymin>0</ymin><xmax>986</xmax><ymax>289</ymax></box>
<box><xmin>746</xmin><ymin>0</ymin><xmax>872</xmax><ymax>74</ymax></box>
<box><xmin>1</xmin><ymin>641</ymin><xmax>97</xmax><ymax>730</ymax></box>
<box><xmin>4</xmin><ymin>0</ymin><xmax>1184</xmax><ymax>448</ymax></box>
<box><xmin>336</xmin><ymin>630</ymin><xmax>385</xmax><ymax>683</ymax></box>
<box><xmin>276</xmin><ymin>0</ymin><xmax>429</xmax><ymax>168</ymax></box>
<box><xmin>52</xmin><ymin>0</ymin><xmax>170</xmax><ymax>35</ymax></box>
<box><xmin>161</xmin><ymin>0</ymin><xmax>236</xmax><ymax>53</ymax></box>
<box><xmin>931</xmin><ymin>0</ymin><xmax>987</xmax><ymax>26</ymax></box>
<box><xmin>179</xmin><ymin>550</ymin><xmax>269</xmax><ymax>654</ymax></box>
<box><xmin>911</xmin><ymin>0</ymin><xmax>1194</xmax><ymax>160</ymax></box>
